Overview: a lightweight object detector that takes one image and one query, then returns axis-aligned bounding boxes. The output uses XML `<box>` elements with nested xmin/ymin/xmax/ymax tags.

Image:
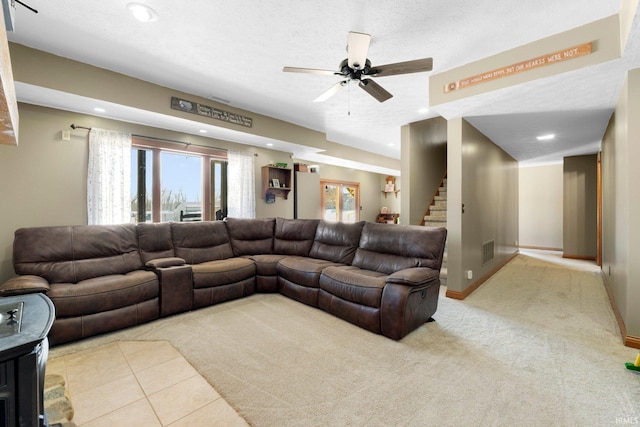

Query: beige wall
<box><xmin>602</xmin><ymin>68</ymin><xmax>640</xmax><ymax>339</ymax></box>
<box><xmin>518</xmin><ymin>163</ymin><xmax>563</xmax><ymax>250</ymax></box>
<box><xmin>400</xmin><ymin>117</ymin><xmax>447</xmax><ymax>225</ymax></box>
<box><xmin>9</xmin><ymin>43</ymin><xmax>400</xmax><ymax>174</ymax></box>
<box><xmin>0</xmin><ymin>104</ymin><xmax>387</xmax><ymax>283</ymax></box>
<box><xmin>447</xmin><ymin>118</ymin><xmax>519</xmax><ymax>294</ymax></box>
<box><xmin>562</xmin><ymin>154</ymin><xmax>598</xmax><ymax>258</ymax></box>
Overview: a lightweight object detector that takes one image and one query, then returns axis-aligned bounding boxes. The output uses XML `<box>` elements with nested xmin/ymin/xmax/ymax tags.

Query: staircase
<box><xmin>422</xmin><ymin>177</ymin><xmax>447</xmax><ymax>286</ymax></box>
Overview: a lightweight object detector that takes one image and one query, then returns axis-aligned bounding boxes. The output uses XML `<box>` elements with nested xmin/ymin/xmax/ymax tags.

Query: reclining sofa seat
<box><xmin>277</xmin><ymin>220</ymin><xmax>365</xmax><ymax>307</ymax></box>
<box><xmin>170</xmin><ymin>221</ymin><xmax>255</xmax><ymax>309</ymax></box>
<box><xmin>11</xmin><ymin>224</ymin><xmax>159</xmax><ymax>345</ymax></box>
<box><xmin>225</xmin><ymin>217</ymin><xmax>278</xmax><ymax>292</ymax></box>
<box><xmin>319</xmin><ymin>222</ymin><xmax>447</xmax><ymax>340</ymax></box>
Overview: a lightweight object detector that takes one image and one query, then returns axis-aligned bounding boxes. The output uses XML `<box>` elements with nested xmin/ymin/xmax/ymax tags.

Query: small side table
<box><xmin>0</xmin><ymin>293</ymin><xmax>55</xmax><ymax>427</ymax></box>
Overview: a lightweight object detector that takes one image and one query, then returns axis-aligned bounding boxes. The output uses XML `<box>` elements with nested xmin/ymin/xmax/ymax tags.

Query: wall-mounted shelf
<box><xmin>382</xmin><ymin>190</ymin><xmax>400</xmax><ymax>199</ymax></box>
<box><xmin>382</xmin><ymin>175</ymin><xmax>399</xmax><ymax>198</ymax></box>
<box><xmin>262</xmin><ymin>165</ymin><xmax>292</xmax><ymax>201</ymax></box>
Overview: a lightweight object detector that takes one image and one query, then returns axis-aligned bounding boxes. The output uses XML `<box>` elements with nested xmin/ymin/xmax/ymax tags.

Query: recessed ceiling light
<box><xmin>266</xmin><ymin>143</ymin><xmax>274</xmax><ymax>147</ymax></box>
<box><xmin>199</xmin><ymin>129</ymin><xmax>207</xmax><ymax>133</ymax></box>
<box><xmin>418</xmin><ymin>108</ymin><xmax>430</xmax><ymax>114</ymax></box>
<box><xmin>126</xmin><ymin>3</ymin><xmax>158</xmax><ymax>23</ymax></box>
<box><xmin>536</xmin><ymin>134</ymin><xmax>555</xmax><ymax>141</ymax></box>
<box><xmin>94</xmin><ymin>107</ymin><xmax>106</xmax><ymax>113</ymax></box>
<box><xmin>387</xmin><ymin>143</ymin><xmax>394</xmax><ymax>147</ymax></box>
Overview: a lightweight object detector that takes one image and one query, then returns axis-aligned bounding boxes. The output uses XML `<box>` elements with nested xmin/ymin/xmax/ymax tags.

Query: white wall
<box><xmin>518</xmin><ymin>163</ymin><xmax>563</xmax><ymax>250</ymax></box>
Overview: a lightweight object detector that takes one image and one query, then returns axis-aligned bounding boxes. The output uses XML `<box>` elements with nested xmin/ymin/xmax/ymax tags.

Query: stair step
<box><xmin>434</xmin><ymin>195</ymin><xmax>447</xmax><ymax>202</ymax></box>
<box><xmin>438</xmin><ymin>191</ymin><xmax>447</xmax><ymax>198</ymax></box>
<box><xmin>430</xmin><ymin>204</ymin><xmax>446</xmax><ymax>211</ymax></box>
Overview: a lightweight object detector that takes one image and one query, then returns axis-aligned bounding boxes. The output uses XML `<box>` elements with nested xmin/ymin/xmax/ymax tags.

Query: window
<box><xmin>130</xmin><ymin>137</ymin><xmax>227</xmax><ymax>223</ymax></box>
<box><xmin>321</xmin><ymin>180</ymin><xmax>360</xmax><ymax>222</ymax></box>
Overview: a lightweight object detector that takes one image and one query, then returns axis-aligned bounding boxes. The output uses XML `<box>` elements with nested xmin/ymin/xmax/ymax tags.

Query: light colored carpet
<box><xmin>50</xmin><ymin>250</ymin><xmax>640</xmax><ymax>426</ymax></box>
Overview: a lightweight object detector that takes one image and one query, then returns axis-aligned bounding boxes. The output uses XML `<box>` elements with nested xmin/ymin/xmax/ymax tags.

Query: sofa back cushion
<box><xmin>273</xmin><ymin>218</ymin><xmax>319</xmax><ymax>256</ymax></box>
<box><xmin>309</xmin><ymin>220</ymin><xmax>365</xmax><ymax>264</ymax></box>
<box><xmin>352</xmin><ymin>223</ymin><xmax>447</xmax><ymax>274</ymax></box>
<box><xmin>137</xmin><ymin>222</ymin><xmax>175</xmax><ymax>264</ymax></box>
<box><xmin>225</xmin><ymin>217</ymin><xmax>275</xmax><ymax>256</ymax></box>
<box><xmin>171</xmin><ymin>221</ymin><xmax>233</xmax><ymax>264</ymax></box>
<box><xmin>13</xmin><ymin>224</ymin><xmax>142</xmax><ymax>284</ymax></box>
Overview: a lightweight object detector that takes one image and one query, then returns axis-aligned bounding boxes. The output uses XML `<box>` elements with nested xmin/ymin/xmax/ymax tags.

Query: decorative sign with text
<box><xmin>443</xmin><ymin>42</ymin><xmax>592</xmax><ymax>93</ymax></box>
<box><xmin>171</xmin><ymin>96</ymin><xmax>253</xmax><ymax>128</ymax></box>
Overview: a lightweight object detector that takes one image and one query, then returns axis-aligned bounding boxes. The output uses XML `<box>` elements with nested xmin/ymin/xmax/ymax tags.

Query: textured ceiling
<box><xmin>6</xmin><ymin>0</ymin><xmax>640</xmax><ymax>170</ymax></box>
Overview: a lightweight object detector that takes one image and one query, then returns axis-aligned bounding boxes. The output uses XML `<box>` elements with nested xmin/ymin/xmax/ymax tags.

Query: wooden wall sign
<box><xmin>171</xmin><ymin>96</ymin><xmax>253</xmax><ymax>128</ymax></box>
<box><xmin>444</xmin><ymin>42</ymin><xmax>592</xmax><ymax>93</ymax></box>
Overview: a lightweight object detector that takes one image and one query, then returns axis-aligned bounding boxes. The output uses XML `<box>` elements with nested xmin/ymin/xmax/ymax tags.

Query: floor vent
<box><xmin>482</xmin><ymin>240</ymin><xmax>495</xmax><ymax>265</ymax></box>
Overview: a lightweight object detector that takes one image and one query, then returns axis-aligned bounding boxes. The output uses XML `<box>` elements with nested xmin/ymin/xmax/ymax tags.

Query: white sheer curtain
<box><xmin>87</xmin><ymin>128</ymin><xmax>132</xmax><ymax>224</ymax></box>
<box><xmin>227</xmin><ymin>150</ymin><xmax>255</xmax><ymax>218</ymax></box>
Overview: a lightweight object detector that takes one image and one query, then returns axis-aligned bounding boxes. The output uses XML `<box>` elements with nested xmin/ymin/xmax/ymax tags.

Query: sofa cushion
<box><xmin>309</xmin><ymin>220</ymin><xmax>365</xmax><ymax>264</ymax></box>
<box><xmin>249</xmin><ymin>254</ymin><xmax>289</xmax><ymax>276</ymax></box>
<box><xmin>13</xmin><ymin>224</ymin><xmax>142</xmax><ymax>284</ymax></box>
<box><xmin>225</xmin><ymin>217</ymin><xmax>275</xmax><ymax>256</ymax></box>
<box><xmin>319</xmin><ymin>266</ymin><xmax>386</xmax><ymax>308</ymax></box>
<box><xmin>48</xmin><ymin>270</ymin><xmax>159</xmax><ymax>317</ymax></box>
<box><xmin>273</xmin><ymin>218</ymin><xmax>319</xmax><ymax>255</ymax></box>
<box><xmin>191</xmin><ymin>257</ymin><xmax>255</xmax><ymax>289</ymax></box>
<box><xmin>353</xmin><ymin>223</ymin><xmax>447</xmax><ymax>274</ymax></box>
<box><xmin>171</xmin><ymin>221</ymin><xmax>234</xmax><ymax>264</ymax></box>
<box><xmin>137</xmin><ymin>222</ymin><xmax>175</xmax><ymax>264</ymax></box>
<box><xmin>277</xmin><ymin>256</ymin><xmax>342</xmax><ymax>288</ymax></box>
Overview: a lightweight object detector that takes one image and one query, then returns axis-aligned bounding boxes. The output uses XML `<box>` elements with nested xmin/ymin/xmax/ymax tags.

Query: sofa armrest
<box><xmin>387</xmin><ymin>267</ymin><xmax>440</xmax><ymax>287</ymax></box>
<box><xmin>145</xmin><ymin>257</ymin><xmax>186</xmax><ymax>269</ymax></box>
<box><xmin>0</xmin><ymin>275</ymin><xmax>50</xmax><ymax>296</ymax></box>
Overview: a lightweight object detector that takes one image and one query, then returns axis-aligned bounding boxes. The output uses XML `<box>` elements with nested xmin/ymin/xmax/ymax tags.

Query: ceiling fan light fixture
<box><xmin>127</xmin><ymin>2</ymin><xmax>158</xmax><ymax>23</ymax></box>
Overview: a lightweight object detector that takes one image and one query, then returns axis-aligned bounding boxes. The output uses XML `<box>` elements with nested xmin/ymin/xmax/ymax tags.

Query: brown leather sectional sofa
<box><xmin>0</xmin><ymin>218</ymin><xmax>447</xmax><ymax>345</ymax></box>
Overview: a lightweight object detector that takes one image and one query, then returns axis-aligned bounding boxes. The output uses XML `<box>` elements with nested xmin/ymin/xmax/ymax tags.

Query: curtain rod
<box><xmin>69</xmin><ymin>123</ymin><xmax>232</xmax><ymax>153</ymax></box>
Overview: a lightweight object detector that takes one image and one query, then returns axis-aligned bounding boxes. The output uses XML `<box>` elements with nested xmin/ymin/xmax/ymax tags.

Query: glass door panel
<box><xmin>160</xmin><ymin>152</ymin><xmax>202</xmax><ymax>222</ymax></box>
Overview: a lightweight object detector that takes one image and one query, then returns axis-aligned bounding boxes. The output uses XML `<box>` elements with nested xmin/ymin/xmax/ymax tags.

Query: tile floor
<box><xmin>46</xmin><ymin>340</ymin><xmax>250</xmax><ymax>426</ymax></box>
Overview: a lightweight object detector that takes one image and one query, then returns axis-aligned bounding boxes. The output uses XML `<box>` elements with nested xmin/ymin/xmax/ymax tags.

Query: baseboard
<box><xmin>562</xmin><ymin>253</ymin><xmax>596</xmax><ymax>261</ymax></box>
<box><xmin>518</xmin><ymin>245</ymin><xmax>562</xmax><ymax>251</ymax></box>
<box><xmin>601</xmin><ymin>270</ymin><xmax>640</xmax><ymax>349</ymax></box>
<box><xmin>625</xmin><ymin>335</ymin><xmax>640</xmax><ymax>349</ymax></box>
<box><xmin>445</xmin><ymin>251</ymin><xmax>519</xmax><ymax>300</ymax></box>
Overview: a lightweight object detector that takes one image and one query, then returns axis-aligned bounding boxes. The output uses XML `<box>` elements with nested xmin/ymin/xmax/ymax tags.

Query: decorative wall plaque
<box><xmin>171</xmin><ymin>96</ymin><xmax>253</xmax><ymax>128</ymax></box>
<box><xmin>444</xmin><ymin>42</ymin><xmax>593</xmax><ymax>93</ymax></box>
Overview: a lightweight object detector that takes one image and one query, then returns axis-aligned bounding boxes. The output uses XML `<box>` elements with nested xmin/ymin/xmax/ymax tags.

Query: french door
<box><xmin>321</xmin><ymin>180</ymin><xmax>360</xmax><ymax>222</ymax></box>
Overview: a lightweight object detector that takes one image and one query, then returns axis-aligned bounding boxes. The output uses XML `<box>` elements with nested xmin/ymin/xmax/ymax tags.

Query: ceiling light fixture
<box><xmin>418</xmin><ymin>108</ymin><xmax>430</xmax><ymax>114</ymax></box>
<box><xmin>126</xmin><ymin>3</ymin><xmax>158</xmax><ymax>23</ymax></box>
<box><xmin>199</xmin><ymin>129</ymin><xmax>207</xmax><ymax>133</ymax></box>
<box><xmin>94</xmin><ymin>107</ymin><xmax>106</xmax><ymax>113</ymax></box>
<box><xmin>536</xmin><ymin>134</ymin><xmax>555</xmax><ymax>141</ymax></box>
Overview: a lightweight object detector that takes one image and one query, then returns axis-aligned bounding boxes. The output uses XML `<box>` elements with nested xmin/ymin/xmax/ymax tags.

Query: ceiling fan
<box><xmin>283</xmin><ymin>31</ymin><xmax>433</xmax><ymax>103</ymax></box>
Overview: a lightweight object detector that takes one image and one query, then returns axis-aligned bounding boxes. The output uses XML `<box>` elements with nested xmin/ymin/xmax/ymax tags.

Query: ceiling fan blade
<box><xmin>347</xmin><ymin>32</ymin><xmax>371</xmax><ymax>70</ymax></box>
<box><xmin>368</xmin><ymin>58</ymin><xmax>433</xmax><ymax>77</ymax></box>
<box><xmin>283</xmin><ymin>66</ymin><xmax>338</xmax><ymax>76</ymax></box>
<box><xmin>359</xmin><ymin>78</ymin><xmax>393</xmax><ymax>103</ymax></box>
<box><xmin>314</xmin><ymin>80</ymin><xmax>347</xmax><ymax>102</ymax></box>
